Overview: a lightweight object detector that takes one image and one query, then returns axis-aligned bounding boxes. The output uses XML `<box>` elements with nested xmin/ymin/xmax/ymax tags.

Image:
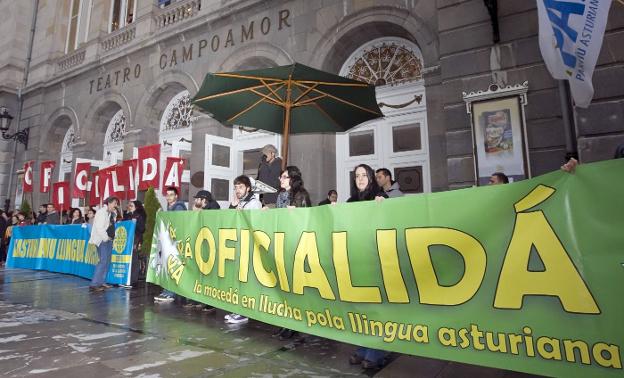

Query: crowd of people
<box><xmin>1</xmin><ymin>143</ymin><xmax>621</xmax><ymax>370</ymax></box>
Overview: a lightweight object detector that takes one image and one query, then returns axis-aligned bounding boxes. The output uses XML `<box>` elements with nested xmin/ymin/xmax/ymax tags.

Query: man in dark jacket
<box><xmin>45</xmin><ymin>204</ymin><xmax>60</xmax><ymax>224</ymax></box>
<box><xmin>193</xmin><ymin>190</ymin><xmax>220</xmax><ymax>210</ymax></box>
<box><xmin>184</xmin><ymin>190</ymin><xmax>220</xmax><ymax>311</ymax></box>
<box><xmin>256</xmin><ymin>144</ymin><xmax>282</xmax><ymax>207</ymax></box>
<box><xmin>35</xmin><ymin>205</ymin><xmax>47</xmax><ymax>225</ymax></box>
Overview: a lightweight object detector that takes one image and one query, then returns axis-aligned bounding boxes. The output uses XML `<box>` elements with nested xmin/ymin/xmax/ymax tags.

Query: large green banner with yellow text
<box><xmin>147</xmin><ymin>159</ymin><xmax>624</xmax><ymax>377</ymax></box>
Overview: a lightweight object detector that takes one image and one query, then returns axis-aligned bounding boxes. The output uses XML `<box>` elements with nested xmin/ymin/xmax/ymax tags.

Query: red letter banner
<box><xmin>52</xmin><ymin>181</ymin><xmax>70</xmax><ymax>212</ymax></box>
<box><xmin>40</xmin><ymin>160</ymin><xmax>55</xmax><ymax>193</ymax></box>
<box><xmin>110</xmin><ymin>165</ymin><xmax>126</xmax><ymax>200</ymax></box>
<box><xmin>73</xmin><ymin>162</ymin><xmax>91</xmax><ymax>198</ymax></box>
<box><xmin>89</xmin><ymin>169</ymin><xmax>103</xmax><ymax>207</ymax></box>
<box><xmin>121</xmin><ymin>159</ymin><xmax>139</xmax><ymax>200</ymax></box>
<box><xmin>162</xmin><ymin>157</ymin><xmax>185</xmax><ymax>195</ymax></box>
<box><xmin>138</xmin><ymin>144</ymin><xmax>160</xmax><ymax>191</ymax></box>
<box><xmin>23</xmin><ymin>161</ymin><xmax>34</xmax><ymax>193</ymax></box>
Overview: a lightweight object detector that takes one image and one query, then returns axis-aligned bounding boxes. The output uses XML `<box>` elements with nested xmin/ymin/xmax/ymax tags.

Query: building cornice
<box><xmin>21</xmin><ymin>0</ymin><xmax>266</xmax><ymax>95</ymax></box>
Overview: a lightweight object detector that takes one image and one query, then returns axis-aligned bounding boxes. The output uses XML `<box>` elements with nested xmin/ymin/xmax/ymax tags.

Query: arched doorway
<box><xmin>336</xmin><ymin>37</ymin><xmax>431</xmax><ymax>199</ymax></box>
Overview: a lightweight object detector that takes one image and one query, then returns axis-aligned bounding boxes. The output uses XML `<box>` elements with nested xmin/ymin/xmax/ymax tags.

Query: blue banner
<box><xmin>6</xmin><ymin>221</ymin><xmax>136</xmax><ymax>285</ymax></box>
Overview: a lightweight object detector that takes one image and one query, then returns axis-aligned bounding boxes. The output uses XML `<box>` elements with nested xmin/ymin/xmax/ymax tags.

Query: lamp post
<box><xmin>0</xmin><ymin>106</ymin><xmax>29</xmax><ymax>149</ymax></box>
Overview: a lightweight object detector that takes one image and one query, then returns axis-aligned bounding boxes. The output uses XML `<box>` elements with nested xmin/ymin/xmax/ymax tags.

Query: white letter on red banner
<box><xmin>23</xmin><ymin>161</ymin><xmax>34</xmax><ymax>193</ymax></box>
<box><xmin>73</xmin><ymin>162</ymin><xmax>91</xmax><ymax>198</ymax></box>
<box><xmin>138</xmin><ymin>144</ymin><xmax>160</xmax><ymax>191</ymax></box>
<box><xmin>52</xmin><ymin>181</ymin><xmax>70</xmax><ymax>211</ymax></box>
<box><xmin>162</xmin><ymin>157</ymin><xmax>185</xmax><ymax>195</ymax></box>
<box><xmin>40</xmin><ymin>160</ymin><xmax>55</xmax><ymax>193</ymax></box>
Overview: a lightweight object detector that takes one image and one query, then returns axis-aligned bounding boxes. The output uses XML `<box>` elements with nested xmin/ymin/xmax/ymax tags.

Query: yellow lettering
<box><xmin>376</xmin><ymin>230</ymin><xmax>409</xmax><ymax>303</ymax></box>
<box><xmin>239</xmin><ymin>229</ymin><xmax>250</xmax><ymax>282</ymax></box>
<box><xmin>292</xmin><ymin>232</ymin><xmax>335</xmax><ymax>300</ymax></box>
<box><xmin>274</xmin><ymin>232</ymin><xmax>290</xmax><ymax>292</ymax></box>
<box><xmin>194</xmin><ymin>227</ymin><xmax>216</xmax><ymax>275</ymax></box>
<box><xmin>252</xmin><ymin>230</ymin><xmax>277</xmax><ymax>287</ymax></box>
<box><xmin>218</xmin><ymin>228</ymin><xmax>237</xmax><ymax>278</ymax></box>
<box><xmin>405</xmin><ymin>228</ymin><xmax>486</xmax><ymax>305</ymax></box>
<box><xmin>332</xmin><ymin>232</ymin><xmax>381</xmax><ymax>303</ymax></box>
<box><xmin>494</xmin><ymin>211</ymin><xmax>600</xmax><ymax>313</ymax></box>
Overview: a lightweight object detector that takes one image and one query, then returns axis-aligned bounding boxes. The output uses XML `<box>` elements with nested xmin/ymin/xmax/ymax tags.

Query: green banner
<box><xmin>147</xmin><ymin>159</ymin><xmax>624</xmax><ymax>377</ymax></box>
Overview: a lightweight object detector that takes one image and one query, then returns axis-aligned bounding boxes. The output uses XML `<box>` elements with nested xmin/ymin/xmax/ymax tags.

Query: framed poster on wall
<box><xmin>463</xmin><ymin>82</ymin><xmax>530</xmax><ymax>185</ymax></box>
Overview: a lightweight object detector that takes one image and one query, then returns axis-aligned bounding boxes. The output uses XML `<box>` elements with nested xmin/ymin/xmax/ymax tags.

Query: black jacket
<box><xmin>203</xmin><ymin>200</ymin><xmax>220</xmax><ymax>210</ymax></box>
<box><xmin>124</xmin><ymin>211</ymin><xmax>147</xmax><ymax>243</ymax></box>
<box><xmin>45</xmin><ymin>212</ymin><xmax>60</xmax><ymax>224</ymax></box>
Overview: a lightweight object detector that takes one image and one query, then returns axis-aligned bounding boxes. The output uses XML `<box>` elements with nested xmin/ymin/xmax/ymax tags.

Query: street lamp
<box><xmin>0</xmin><ymin>106</ymin><xmax>29</xmax><ymax>149</ymax></box>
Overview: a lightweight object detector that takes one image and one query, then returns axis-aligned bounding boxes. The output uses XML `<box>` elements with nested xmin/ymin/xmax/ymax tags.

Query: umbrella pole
<box><xmin>281</xmin><ymin>105</ymin><xmax>291</xmax><ymax>171</ymax></box>
<box><xmin>281</xmin><ymin>78</ymin><xmax>293</xmax><ymax>171</ymax></box>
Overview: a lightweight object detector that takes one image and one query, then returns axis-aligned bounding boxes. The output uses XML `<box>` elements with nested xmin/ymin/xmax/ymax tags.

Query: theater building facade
<box><xmin>1</xmin><ymin>0</ymin><xmax>623</xmax><ymax>208</ymax></box>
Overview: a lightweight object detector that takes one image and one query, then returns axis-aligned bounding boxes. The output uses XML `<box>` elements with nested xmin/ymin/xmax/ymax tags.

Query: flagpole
<box><xmin>558</xmin><ymin>80</ymin><xmax>578</xmax><ymax>162</ymax></box>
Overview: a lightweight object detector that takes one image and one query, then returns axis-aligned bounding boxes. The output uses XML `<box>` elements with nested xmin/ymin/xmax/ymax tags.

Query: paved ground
<box><xmin>0</xmin><ymin>268</ymin><xmax>540</xmax><ymax>377</ymax></box>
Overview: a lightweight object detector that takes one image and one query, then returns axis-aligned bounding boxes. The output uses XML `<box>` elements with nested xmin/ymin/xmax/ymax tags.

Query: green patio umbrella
<box><xmin>192</xmin><ymin>63</ymin><xmax>383</xmax><ymax>168</ymax></box>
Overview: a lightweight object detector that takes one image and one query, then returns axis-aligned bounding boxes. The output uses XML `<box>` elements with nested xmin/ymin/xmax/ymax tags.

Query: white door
<box><xmin>336</xmin><ymin>84</ymin><xmax>431</xmax><ymax>200</ymax></box>
<box><xmin>203</xmin><ymin>128</ymin><xmax>281</xmax><ymax>207</ymax></box>
<box><xmin>204</xmin><ymin>134</ymin><xmax>236</xmax><ymax>209</ymax></box>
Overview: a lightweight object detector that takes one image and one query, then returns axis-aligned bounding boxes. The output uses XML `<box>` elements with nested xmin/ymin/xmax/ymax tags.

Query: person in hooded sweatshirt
<box><xmin>375</xmin><ymin>168</ymin><xmax>404</xmax><ymax>198</ymax></box>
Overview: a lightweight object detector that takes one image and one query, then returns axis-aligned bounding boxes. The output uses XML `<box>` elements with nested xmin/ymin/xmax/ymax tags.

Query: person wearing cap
<box><xmin>257</xmin><ymin>144</ymin><xmax>282</xmax><ymax>207</ymax></box>
<box><xmin>184</xmin><ymin>190</ymin><xmax>220</xmax><ymax>312</ymax></box>
<box><xmin>193</xmin><ymin>190</ymin><xmax>220</xmax><ymax>210</ymax></box>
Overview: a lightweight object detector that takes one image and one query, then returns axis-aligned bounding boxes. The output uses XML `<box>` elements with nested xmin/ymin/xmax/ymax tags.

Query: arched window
<box><xmin>343</xmin><ymin>38</ymin><xmax>424</xmax><ymax>86</ymax></box>
<box><xmin>103</xmin><ymin>109</ymin><xmax>126</xmax><ymax>164</ymax></box>
<box><xmin>59</xmin><ymin>127</ymin><xmax>76</xmax><ymax>180</ymax></box>
<box><xmin>161</xmin><ymin>90</ymin><xmax>193</xmax><ymax>132</ymax></box>
<box><xmin>159</xmin><ymin>90</ymin><xmax>193</xmax><ymax>205</ymax></box>
<box><xmin>336</xmin><ymin>37</ymin><xmax>430</xmax><ymax>199</ymax></box>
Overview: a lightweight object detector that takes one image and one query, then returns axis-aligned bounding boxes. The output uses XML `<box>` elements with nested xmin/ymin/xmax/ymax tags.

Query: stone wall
<box><xmin>438</xmin><ymin>0</ymin><xmax>624</xmax><ymax>189</ymax></box>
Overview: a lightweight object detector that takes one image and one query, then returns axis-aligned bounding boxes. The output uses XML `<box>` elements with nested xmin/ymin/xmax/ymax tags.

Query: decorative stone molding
<box><xmin>155</xmin><ymin>0</ymin><xmax>202</xmax><ymax>29</ymax></box>
<box><xmin>56</xmin><ymin>48</ymin><xmax>86</xmax><ymax>73</ymax></box>
<box><xmin>462</xmin><ymin>81</ymin><xmax>529</xmax><ymax>114</ymax></box>
<box><xmin>101</xmin><ymin>25</ymin><xmax>137</xmax><ymax>52</ymax></box>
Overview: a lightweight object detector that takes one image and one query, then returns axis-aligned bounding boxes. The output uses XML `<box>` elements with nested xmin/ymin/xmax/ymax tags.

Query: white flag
<box><xmin>537</xmin><ymin>0</ymin><xmax>612</xmax><ymax>108</ymax></box>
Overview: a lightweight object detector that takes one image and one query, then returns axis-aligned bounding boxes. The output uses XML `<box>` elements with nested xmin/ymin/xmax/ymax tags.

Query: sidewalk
<box><xmin>0</xmin><ymin>268</ymin><xmax>539</xmax><ymax>377</ymax></box>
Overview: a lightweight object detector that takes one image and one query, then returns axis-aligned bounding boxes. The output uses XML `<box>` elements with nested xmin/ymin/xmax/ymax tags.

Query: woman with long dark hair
<box><xmin>70</xmin><ymin>208</ymin><xmax>85</xmax><ymax>224</ymax></box>
<box><xmin>347</xmin><ymin>163</ymin><xmax>388</xmax><ymax>369</ymax></box>
<box><xmin>273</xmin><ymin>166</ymin><xmax>310</xmax><ymax>340</ymax></box>
<box><xmin>122</xmin><ymin>200</ymin><xmax>147</xmax><ymax>287</ymax></box>
<box><xmin>275</xmin><ymin>166</ymin><xmax>311</xmax><ymax>209</ymax></box>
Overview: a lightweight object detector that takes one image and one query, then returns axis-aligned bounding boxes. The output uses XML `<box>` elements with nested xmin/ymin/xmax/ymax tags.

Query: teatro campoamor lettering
<box><xmin>158</xmin><ymin>9</ymin><xmax>292</xmax><ymax>70</ymax></box>
<box><xmin>164</xmin><ymin>185</ymin><xmax>599</xmax><ymax>314</ymax></box>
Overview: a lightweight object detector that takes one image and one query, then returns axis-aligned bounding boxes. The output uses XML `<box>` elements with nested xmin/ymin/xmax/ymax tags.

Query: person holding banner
<box><xmin>70</xmin><ymin>208</ymin><xmax>85</xmax><ymax>224</ymax></box>
<box><xmin>35</xmin><ymin>204</ymin><xmax>47</xmax><ymax>225</ymax></box>
<box><xmin>45</xmin><ymin>203</ymin><xmax>60</xmax><ymax>225</ymax></box>
<box><xmin>273</xmin><ymin>166</ymin><xmax>310</xmax><ymax>340</ymax></box>
<box><xmin>154</xmin><ymin>187</ymin><xmax>187</xmax><ymax>302</ymax></box>
<box><xmin>122</xmin><ymin>200</ymin><xmax>147</xmax><ymax>288</ymax></box>
<box><xmin>346</xmin><ymin>163</ymin><xmax>389</xmax><ymax>370</ymax></box>
<box><xmin>225</xmin><ymin>175</ymin><xmax>262</xmax><ymax>324</ymax></box>
<box><xmin>16</xmin><ymin>212</ymin><xmax>31</xmax><ymax>226</ymax></box>
<box><xmin>88</xmin><ymin>196</ymin><xmax>119</xmax><ymax>292</ymax></box>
